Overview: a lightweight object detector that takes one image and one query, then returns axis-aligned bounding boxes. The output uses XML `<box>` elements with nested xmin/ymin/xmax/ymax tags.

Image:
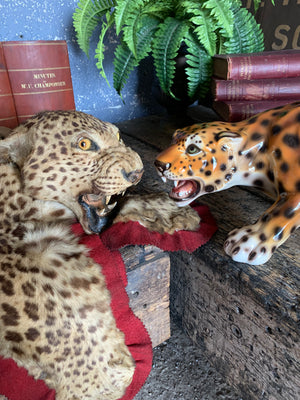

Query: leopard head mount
<box><xmin>0</xmin><ymin>110</ymin><xmax>143</xmax><ymax>233</ymax></box>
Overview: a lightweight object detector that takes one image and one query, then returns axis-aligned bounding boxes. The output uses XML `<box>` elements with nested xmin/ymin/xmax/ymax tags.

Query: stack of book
<box><xmin>211</xmin><ymin>49</ymin><xmax>300</xmax><ymax>122</ymax></box>
<box><xmin>0</xmin><ymin>40</ymin><xmax>75</xmax><ymax>130</ymax></box>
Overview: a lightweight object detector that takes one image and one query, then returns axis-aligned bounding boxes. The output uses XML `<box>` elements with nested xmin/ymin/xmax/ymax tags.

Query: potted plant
<box><xmin>73</xmin><ymin>0</ymin><xmax>265</xmax><ymax>102</ymax></box>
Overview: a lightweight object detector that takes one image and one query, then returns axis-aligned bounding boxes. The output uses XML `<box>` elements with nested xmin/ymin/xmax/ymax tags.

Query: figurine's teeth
<box><xmin>105</xmin><ymin>195</ymin><xmax>111</xmax><ymax>205</ymax></box>
<box><xmin>174</xmin><ymin>180</ymin><xmax>178</xmax><ymax>187</ymax></box>
<box><xmin>161</xmin><ymin>176</ymin><xmax>167</xmax><ymax>183</ymax></box>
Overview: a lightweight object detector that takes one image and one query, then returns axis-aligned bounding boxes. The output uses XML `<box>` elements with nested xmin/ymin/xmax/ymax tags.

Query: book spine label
<box><xmin>225</xmin><ymin>53</ymin><xmax>300</xmax><ymax>80</ymax></box>
<box><xmin>212</xmin><ymin>78</ymin><xmax>300</xmax><ymax>102</ymax></box>
<box><xmin>0</xmin><ymin>43</ymin><xmax>18</xmax><ymax>129</ymax></box>
<box><xmin>3</xmin><ymin>41</ymin><xmax>75</xmax><ymax>123</ymax></box>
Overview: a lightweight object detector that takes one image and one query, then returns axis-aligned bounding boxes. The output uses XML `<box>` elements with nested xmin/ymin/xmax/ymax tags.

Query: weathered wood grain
<box><xmin>122</xmin><ymin>245</ymin><xmax>170</xmax><ymax>348</ymax></box>
<box><xmin>170</xmin><ymin>187</ymin><xmax>300</xmax><ymax>400</ymax></box>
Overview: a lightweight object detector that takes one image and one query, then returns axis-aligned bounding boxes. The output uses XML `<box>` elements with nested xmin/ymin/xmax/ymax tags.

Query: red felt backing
<box><xmin>0</xmin><ymin>205</ymin><xmax>217</xmax><ymax>400</ymax></box>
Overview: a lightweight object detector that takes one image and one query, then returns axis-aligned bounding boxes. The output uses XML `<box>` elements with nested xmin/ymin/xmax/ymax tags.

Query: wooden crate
<box><xmin>170</xmin><ymin>187</ymin><xmax>300</xmax><ymax>400</ymax></box>
<box><xmin>122</xmin><ymin>245</ymin><xmax>170</xmax><ymax>348</ymax></box>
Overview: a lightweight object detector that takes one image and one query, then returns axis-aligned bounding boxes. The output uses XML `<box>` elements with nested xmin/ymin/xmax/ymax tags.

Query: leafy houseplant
<box><xmin>73</xmin><ymin>0</ymin><xmax>265</xmax><ymax>101</ymax></box>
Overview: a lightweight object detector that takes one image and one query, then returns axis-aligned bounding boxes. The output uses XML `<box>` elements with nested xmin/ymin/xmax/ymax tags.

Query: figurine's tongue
<box><xmin>170</xmin><ymin>180</ymin><xmax>198</xmax><ymax>200</ymax></box>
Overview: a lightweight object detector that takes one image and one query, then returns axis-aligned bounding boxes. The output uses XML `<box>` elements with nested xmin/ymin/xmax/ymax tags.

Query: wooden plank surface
<box><xmin>170</xmin><ymin>188</ymin><xmax>300</xmax><ymax>400</ymax></box>
<box><xmin>122</xmin><ymin>245</ymin><xmax>170</xmax><ymax>348</ymax></box>
<box><xmin>118</xmin><ymin>111</ymin><xmax>300</xmax><ymax>400</ymax></box>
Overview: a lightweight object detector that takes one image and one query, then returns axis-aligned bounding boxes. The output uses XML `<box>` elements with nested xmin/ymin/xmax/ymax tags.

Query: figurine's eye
<box><xmin>77</xmin><ymin>138</ymin><xmax>100</xmax><ymax>151</ymax></box>
<box><xmin>186</xmin><ymin>144</ymin><xmax>201</xmax><ymax>155</ymax></box>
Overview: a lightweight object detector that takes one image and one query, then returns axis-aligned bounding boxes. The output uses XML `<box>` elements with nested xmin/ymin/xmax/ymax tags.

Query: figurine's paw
<box><xmin>114</xmin><ymin>192</ymin><xmax>200</xmax><ymax>234</ymax></box>
<box><xmin>224</xmin><ymin>226</ymin><xmax>274</xmax><ymax>265</ymax></box>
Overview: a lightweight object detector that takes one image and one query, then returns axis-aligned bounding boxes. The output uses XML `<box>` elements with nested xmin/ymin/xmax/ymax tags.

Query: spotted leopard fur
<box><xmin>0</xmin><ymin>111</ymin><xmax>145</xmax><ymax>400</ymax></box>
<box><xmin>155</xmin><ymin>102</ymin><xmax>300</xmax><ymax>265</ymax></box>
<box><xmin>0</xmin><ymin>110</ymin><xmax>201</xmax><ymax>400</ymax></box>
<box><xmin>114</xmin><ymin>192</ymin><xmax>200</xmax><ymax>234</ymax></box>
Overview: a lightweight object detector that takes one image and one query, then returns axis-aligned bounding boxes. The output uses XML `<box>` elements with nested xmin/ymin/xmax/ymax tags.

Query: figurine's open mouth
<box><xmin>78</xmin><ymin>191</ymin><xmax>125</xmax><ymax>233</ymax></box>
<box><xmin>168</xmin><ymin>179</ymin><xmax>201</xmax><ymax>203</ymax></box>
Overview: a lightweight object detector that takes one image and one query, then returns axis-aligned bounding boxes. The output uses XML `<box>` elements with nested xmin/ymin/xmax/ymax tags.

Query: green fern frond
<box><xmin>122</xmin><ymin>7</ymin><xmax>144</xmax><ymax>58</ymax></box>
<box><xmin>113</xmin><ymin>16</ymin><xmax>160</xmax><ymax>95</ymax></box>
<box><xmin>142</xmin><ymin>0</ymin><xmax>175</xmax><ymax>19</ymax></box>
<box><xmin>202</xmin><ymin>0</ymin><xmax>234</xmax><ymax>37</ymax></box>
<box><xmin>114</xmin><ymin>0</ymin><xmax>146</xmax><ymax>35</ymax></box>
<box><xmin>179</xmin><ymin>0</ymin><xmax>218</xmax><ymax>56</ymax></box>
<box><xmin>113</xmin><ymin>43</ymin><xmax>137</xmax><ymax>99</ymax></box>
<box><xmin>120</xmin><ymin>1</ymin><xmax>175</xmax><ymax>57</ymax></box>
<box><xmin>73</xmin><ymin>0</ymin><xmax>115</xmax><ymax>56</ymax></box>
<box><xmin>178</xmin><ymin>0</ymin><xmax>202</xmax><ymax>18</ymax></box>
<box><xmin>243</xmin><ymin>11</ymin><xmax>264</xmax><ymax>52</ymax></box>
<box><xmin>222</xmin><ymin>4</ymin><xmax>264</xmax><ymax>54</ymax></box>
<box><xmin>135</xmin><ymin>16</ymin><xmax>160</xmax><ymax>59</ymax></box>
<box><xmin>95</xmin><ymin>12</ymin><xmax>115</xmax><ymax>85</ymax></box>
<box><xmin>184</xmin><ymin>31</ymin><xmax>212</xmax><ymax>99</ymax></box>
<box><xmin>253</xmin><ymin>0</ymin><xmax>262</xmax><ymax>11</ymax></box>
<box><xmin>190</xmin><ymin>9</ymin><xmax>217</xmax><ymax>56</ymax></box>
<box><xmin>152</xmin><ymin>17</ymin><xmax>189</xmax><ymax>98</ymax></box>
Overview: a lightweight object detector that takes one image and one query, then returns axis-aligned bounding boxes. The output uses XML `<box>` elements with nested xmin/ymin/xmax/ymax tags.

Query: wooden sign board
<box><xmin>242</xmin><ymin>0</ymin><xmax>300</xmax><ymax>51</ymax></box>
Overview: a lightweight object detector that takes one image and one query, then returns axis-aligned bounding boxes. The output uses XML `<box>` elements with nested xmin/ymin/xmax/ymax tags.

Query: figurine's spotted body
<box><xmin>0</xmin><ymin>111</ymin><xmax>145</xmax><ymax>400</ymax></box>
<box><xmin>155</xmin><ymin>102</ymin><xmax>300</xmax><ymax>265</ymax></box>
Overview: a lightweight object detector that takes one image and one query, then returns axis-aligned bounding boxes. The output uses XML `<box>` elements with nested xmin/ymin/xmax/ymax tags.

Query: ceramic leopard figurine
<box><xmin>155</xmin><ymin>102</ymin><xmax>300</xmax><ymax>265</ymax></box>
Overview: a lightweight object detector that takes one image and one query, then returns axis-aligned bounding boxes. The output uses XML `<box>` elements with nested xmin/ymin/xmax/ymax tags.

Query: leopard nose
<box><xmin>154</xmin><ymin>160</ymin><xmax>171</xmax><ymax>173</ymax></box>
<box><xmin>122</xmin><ymin>168</ymin><xmax>144</xmax><ymax>184</ymax></box>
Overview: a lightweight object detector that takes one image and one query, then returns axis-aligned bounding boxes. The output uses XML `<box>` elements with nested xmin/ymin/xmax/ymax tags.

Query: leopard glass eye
<box><xmin>186</xmin><ymin>144</ymin><xmax>201</xmax><ymax>155</ymax></box>
<box><xmin>78</xmin><ymin>138</ymin><xmax>92</xmax><ymax>150</ymax></box>
<box><xmin>77</xmin><ymin>137</ymin><xmax>100</xmax><ymax>151</ymax></box>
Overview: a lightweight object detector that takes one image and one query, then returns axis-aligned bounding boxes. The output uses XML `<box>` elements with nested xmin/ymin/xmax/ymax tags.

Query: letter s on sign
<box><xmin>272</xmin><ymin>24</ymin><xmax>290</xmax><ymax>50</ymax></box>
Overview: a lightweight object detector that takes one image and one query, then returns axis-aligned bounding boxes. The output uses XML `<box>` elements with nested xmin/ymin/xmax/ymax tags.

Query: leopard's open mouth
<box><xmin>168</xmin><ymin>179</ymin><xmax>201</xmax><ymax>204</ymax></box>
<box><xmin>78</xmin><ymin>191</ymin><xmax>126</xmax><ymax>233</ymax></box>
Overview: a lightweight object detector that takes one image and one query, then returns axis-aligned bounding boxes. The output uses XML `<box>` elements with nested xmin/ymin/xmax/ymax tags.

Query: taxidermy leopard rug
<box><xmin>155</xmin><ymin>102</ymin><xmax>300</xmax><ymax>265</ymax></box>
<box><xmin>0</xmin><ymin>110</ymin><xmax>200</xmax><ymax>400</ymax></box>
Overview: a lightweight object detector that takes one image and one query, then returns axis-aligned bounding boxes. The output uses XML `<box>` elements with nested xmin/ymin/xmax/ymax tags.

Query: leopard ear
<box><xmin>0</xmin><ymin>126</ymin><xmax>34</xmax><ymax>165</ymax></box>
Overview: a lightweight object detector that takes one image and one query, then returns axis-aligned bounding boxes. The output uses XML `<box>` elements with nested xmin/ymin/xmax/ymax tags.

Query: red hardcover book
<box><xmin>212</xmin><ymin>100</ymin><xmax>296</xmax><ymax>122</ymax></box>
<box><xmin>213</xmin><ymin>50</ymin><xmax>300</xmax><ymax>80</ymax></box>
<box><xmin>2</xmin><ymin>40</ymin><xmax>75</xmax><ymax>125</ymax></box>
<box><xmin>0</xmin><ymin>43</ymin><xmax>18</xmax><ymax>129</ymax></box>
<box><xmin>212</xmin><ymin>77</ymin><xmax>300</xmax><ymax>102</ymax></box>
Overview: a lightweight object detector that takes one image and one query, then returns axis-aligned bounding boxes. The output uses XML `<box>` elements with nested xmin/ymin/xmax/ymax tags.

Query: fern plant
<box><xmin>73</xmin><ymin>0</ymin><xmax>266</xmax><ymax>101</ymax></box>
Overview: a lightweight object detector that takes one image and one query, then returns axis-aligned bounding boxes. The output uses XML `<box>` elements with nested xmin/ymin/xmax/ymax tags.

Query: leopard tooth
<box><xmin>161</xmin><ymin>176</ymin><xmax>167</xmax><ymax>183</ymax></box>
<box><xmin>174</xmin><ymin>180</ymin><xmax>178</xmax><ymax>187</ymax></box>
<box><xmin>105</xmin><ymin>195</ymin><xmax>111</xmax><ymax>205</ymax></box>
<box><xmin>107</xmin><ymin>202</ymin><xmax>117</xmax><ymax>210</ymax></box>
<box><xmin>98</xmin><ymin>208</ymin><xmax>107</xmax><ymax>216</ymax></box>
